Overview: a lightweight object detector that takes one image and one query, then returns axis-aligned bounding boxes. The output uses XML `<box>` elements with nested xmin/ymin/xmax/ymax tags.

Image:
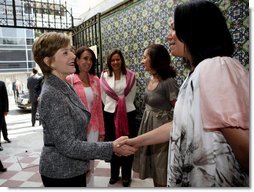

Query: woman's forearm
<box><xmin>130</xmin><ymin>121</ymin><xmax>172</xmax><ymax>147</ymax></box>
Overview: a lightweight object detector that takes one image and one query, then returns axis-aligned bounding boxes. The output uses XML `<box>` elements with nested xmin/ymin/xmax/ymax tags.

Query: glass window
<box><xmin>0</xmin><ymin>50</ymin><xmax>27</xmax><ymax>61</ymax></box>
<box><xmin>1</xmin><ymin>27</ymin><xmax>26</xmax><ymax>38</ymax></box>
<box><xmin>26</xmin><ymin>29</ymin><xmax>34</xmax><ymax>38</ymax></box>
<box><xmin>0</xmin><ymin>37</ymin><xmax>26</xmax><ymax>45</ymax></box>
<box><xmin>26</xmin><ymin>38</ymin><xmax>34</xmax><ymax>45</ymax></box>
<box><xmin>0</xmin><ymin>61</ymin><xmax>27</xmax><ymax>70</ymax></box>
<box><xmin>27</xmin><ymin>50</ymin><xmax>33</xmax><ymax>60</ymax></box>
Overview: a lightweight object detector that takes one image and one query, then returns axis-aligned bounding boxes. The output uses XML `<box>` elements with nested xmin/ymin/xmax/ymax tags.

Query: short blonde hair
<box><xmin>32</xmin><ymin>32</ymin><xmax>70</xmax><ymax>76</ymax></box>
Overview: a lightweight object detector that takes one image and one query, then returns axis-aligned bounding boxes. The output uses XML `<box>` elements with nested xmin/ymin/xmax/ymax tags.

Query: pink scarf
<box><xmin>100</xmin><ymin>69</ymin><xmax>135</xmax><ymax>138</ymax></box>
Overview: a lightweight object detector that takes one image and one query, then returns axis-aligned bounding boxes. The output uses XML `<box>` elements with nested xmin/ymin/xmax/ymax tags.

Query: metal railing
<box><xmin>72</xmin><ymin>14</ymin><xmax>102</xmax><ymax>76</ymax></box>
<box><xmin>0</xmin><ymin>0</ymin><xmax>73</xmax><ymax>31</ymax></box>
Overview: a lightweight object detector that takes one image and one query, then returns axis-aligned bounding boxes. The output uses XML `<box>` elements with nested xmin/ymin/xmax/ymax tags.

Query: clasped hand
<box><xmin>112</xmin><ymin>136</ymin><xmax>138</xmax><ymax>157</ymax></box>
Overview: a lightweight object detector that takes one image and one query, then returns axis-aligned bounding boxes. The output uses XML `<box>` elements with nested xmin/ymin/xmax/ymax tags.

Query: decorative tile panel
<box><xmin>100</xmin><ymin>0</ymin><xmax>249</xmax><ymax>120</ymax></box>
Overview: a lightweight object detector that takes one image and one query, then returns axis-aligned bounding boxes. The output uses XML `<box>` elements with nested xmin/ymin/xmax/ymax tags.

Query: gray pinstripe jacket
<box><xmin>38</xmin><ymin>74</ymin><xmax>113</xmax><ymax>179</ymax></box>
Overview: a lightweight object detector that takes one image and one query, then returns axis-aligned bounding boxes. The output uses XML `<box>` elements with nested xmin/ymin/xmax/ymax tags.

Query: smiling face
<box><xmin>47</xmin><ymin>46</ymin><xmax>76</xmax><ymax>80</ymax></box>
<box><xmin>166</xmin><ymin>21</ymin><xmax>186</xmax><ymax>59</ymax></box>
<box><xmin>141</xmin><ymin>49</ymin><xmax>152</xmax><ymax>72</ymax></box>
<box><xmin>110</xmin><ymin>53</ymin><xmax>122</xmax><ymax>73</ymax></box>
<box><xmin>76</xmin><ymin>50</ymin><xmax>93</xmax><ymax>74</ymax></box>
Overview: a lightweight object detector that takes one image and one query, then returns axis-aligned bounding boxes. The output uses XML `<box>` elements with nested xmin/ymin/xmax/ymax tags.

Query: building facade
<box><xmin>0</xmin><ymin>0</ymin><xmax>73</xmax><ymax>94</ymax></box>
<box><xmin>0</xmin><ymin>27</ymin><xmax>35</xmax><ymax>94</ymax></box>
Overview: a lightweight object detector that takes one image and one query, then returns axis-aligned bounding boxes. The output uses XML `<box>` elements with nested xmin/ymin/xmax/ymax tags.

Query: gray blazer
<box><xmin>38</xmin><ymin>74</ymin><xmax>113</xmax><ymax>179</ymax></box>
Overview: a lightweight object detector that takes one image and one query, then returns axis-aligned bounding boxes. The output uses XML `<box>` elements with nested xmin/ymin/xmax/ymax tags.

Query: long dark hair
<box><xmin>174</xmin><ymin>0</ymin><xmax>234</xmax><ymax>66</ymax></box>
<box><xmin>145</xmin><ymin>44</ymin><xmax>176</xmax><ymax>80</ymax></box>
<box><xmin>106</xmin><ymin>49</ymin><xmax>127</xmax><ymax>77</ymax></box>
<box><xmin>74</xmin><ymin>46</ymin><xmax>96</xmax><ymax>75</ymax></box>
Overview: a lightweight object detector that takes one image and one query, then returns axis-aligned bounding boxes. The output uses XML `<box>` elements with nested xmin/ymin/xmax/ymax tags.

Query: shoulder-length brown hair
<box><xmin>106</xmin><ymin>49</ymin><xmax>127</xmax><ymax>77</ymax></box>
<box><xmin>145</xmin><ymin>44</ymin><xmax>176</xmax><ymax>80</ymax></box>
<box><xmin>74</xmin><ymin>46</ymin><xmax>96</xmax><ymax>75</ymax></box>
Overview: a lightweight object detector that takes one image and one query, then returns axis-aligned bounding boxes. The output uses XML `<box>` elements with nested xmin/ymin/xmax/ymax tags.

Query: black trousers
<box><xmin>31</xmin><ymin>101</ymin><xmax>38</xmax><ymax>126</ymax></box>
<box><xmin>0</xmin><ymin>116</ymin><xmax>8</xmax><ymax>142</ymax></box>
<box><xmin>110</xmin><ymin>153</ymin><xmax>134</xmax><ymax>180</ymax></box>
<box><xmin>104</xmin><ymin>110</ymin><xmax>138</xmax><ymax>180</ymax></box>
<box><xmin>41</xmin><ymin>173</ymin><xmax>86</xmax><ymax>187</ymax></box>
<box><xmin>0</xmin><ymin>160</ymin><xmax>5</xmax><ymax>169</ymax></box>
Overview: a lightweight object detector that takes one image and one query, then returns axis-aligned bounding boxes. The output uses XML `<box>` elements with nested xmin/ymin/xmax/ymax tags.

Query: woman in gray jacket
<box><xmin>32</xmin><ymin>32</ymin><xmax>136</xmax><ymax>187</ymax></box>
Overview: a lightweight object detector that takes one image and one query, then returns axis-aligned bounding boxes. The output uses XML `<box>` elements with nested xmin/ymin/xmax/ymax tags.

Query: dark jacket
<box><xmin>33</xmin><ymin>76</ymin><xmax>44</xmax><ymax>99</ymax></box>
<box><xmin>39</xmin><ymin>74</ymin><xmax>113</xmax><ymax>179</ymax></box>
<box><xmin>27</xmin><ymin>74</ymin><xmax>41</xmax><ymax>103</ymax></box>
<box><xmin>0</xmin><ymin>80</ymin><xmax>9</xmax><ymax>115</ymax></box>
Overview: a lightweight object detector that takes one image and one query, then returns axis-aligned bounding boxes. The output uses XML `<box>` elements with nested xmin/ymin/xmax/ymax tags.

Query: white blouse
<box><xmin>100</xmin><ymin>71</ymin><xmax>136</xmax><ymax>113</ymax></box>
<box><xmin>84</xmin><ymin>87</ymin><xmax>94</xmax><ymax>111</ymax></box>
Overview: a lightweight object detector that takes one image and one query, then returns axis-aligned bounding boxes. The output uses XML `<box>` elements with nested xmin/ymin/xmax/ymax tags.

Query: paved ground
<box><xmin>0</xmin><ymin>96</ymin><xmax>154</xmax><ymax>188</ymax></box>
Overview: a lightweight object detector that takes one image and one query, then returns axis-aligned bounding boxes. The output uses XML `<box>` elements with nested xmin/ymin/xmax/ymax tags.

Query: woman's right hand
<box><xmin>112</xmin><ymin>136</ymin><xmax>137</xmax><ymax>156</ymax></box>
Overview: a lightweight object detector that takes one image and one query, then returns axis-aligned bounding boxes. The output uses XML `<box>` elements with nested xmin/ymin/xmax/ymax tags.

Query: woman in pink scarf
<box><xmin>100</xmin><ymin>49</ymin><xmax>137</xmax><ymax>187</ymax></box>
<box><xmin>66</xmin><ymin>46</ymin><xmax>105</xmax><ymax>186</ymax></box>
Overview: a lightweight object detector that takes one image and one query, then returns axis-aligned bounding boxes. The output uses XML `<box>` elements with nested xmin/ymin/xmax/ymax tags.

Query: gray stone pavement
<box><xmin>1</xmin><ymin>96</ymin><xmax>43</xmax><ymax>156</ymax></box>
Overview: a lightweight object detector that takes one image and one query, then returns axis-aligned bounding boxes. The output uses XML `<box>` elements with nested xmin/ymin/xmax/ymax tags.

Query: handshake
<box><xmin>111</xmin><ymin>122</ymin><xmax>171</xmax><ymax>157</ymax></box>
<box><xmin>112</xmin><ymin>136</ymin><xmax>139</xmax><ymax>157</ymax></box>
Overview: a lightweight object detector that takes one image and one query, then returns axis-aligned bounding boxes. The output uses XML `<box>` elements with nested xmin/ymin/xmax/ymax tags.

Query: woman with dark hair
<box><xmin>32</xmin><ymin>32</ymin><xmax>136</xmax><ymax>187</ymax></box>
<box><xmin>123</xmin><ymin>0</ymin><xmax>249</xmax><ymax>187</ymax></box>
<box><xmin>132</xmin><ymin>44</ymin><xmax>179</xmax><ymax>187</ymax></box>
<box><xmin>100</xmin><ymin>49</ymin><xmax>137</xmax><ymax>187</ymax></box>
<box><xmin>66</xmin><ymin>46</ymin><xmax>104</xmax><ymax>186</ymax></box>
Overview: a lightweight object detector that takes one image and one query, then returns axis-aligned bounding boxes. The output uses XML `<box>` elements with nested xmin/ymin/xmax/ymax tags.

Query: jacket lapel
<box><xmin>48</xmin><ymin>74</ymin><xmax>89</xmax><ymax>113</ymax></box>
